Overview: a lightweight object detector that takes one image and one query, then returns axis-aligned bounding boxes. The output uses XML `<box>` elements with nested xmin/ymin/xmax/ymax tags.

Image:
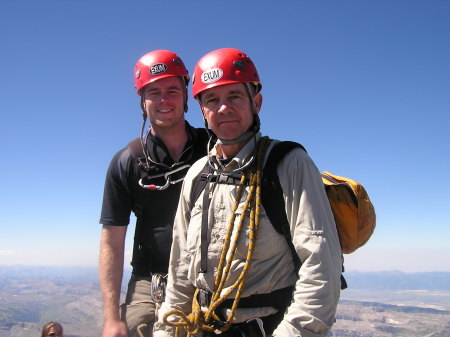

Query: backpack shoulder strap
<box><xmin>189</xmin><ymin>161</ymin><xmax>213</xmax><ymax>273</ymax></box>
<box><xmin>261</xmin><ymin>141</ymin><xmax>306</xmax><ymax>273</ymax></box>
<box><xmin>261</xmin><ymin>141</ymin><xmax>306</xmax><ymax>233</ymax></box>
<box><xmin>190</xmin><ymin>161</ymin><xmax>211</xmax><ymax>206</ymax></box>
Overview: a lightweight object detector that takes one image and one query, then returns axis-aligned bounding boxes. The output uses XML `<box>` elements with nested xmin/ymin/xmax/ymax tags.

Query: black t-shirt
<box><xmin>99</xmin><ymin>122</ymin><xmax>209</xmax><ymax>275</ymax></box>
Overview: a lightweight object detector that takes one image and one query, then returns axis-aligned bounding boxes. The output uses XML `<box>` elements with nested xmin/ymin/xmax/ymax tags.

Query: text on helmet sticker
<box><xmin>150</xmin><ymin>63</ymin><xmax>168</xmax><ymax>76</ymax></box>
<box><xmin>201</xmin><ymin>68</ymin><xmax>223</xmax><ymax>84</ymax></box>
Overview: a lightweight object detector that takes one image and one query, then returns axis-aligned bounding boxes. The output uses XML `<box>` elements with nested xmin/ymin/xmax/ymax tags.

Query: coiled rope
<box><xmin>163</xmin><ymin>136</ymin><xmax>271</xmax><ymax>336</ymax></box>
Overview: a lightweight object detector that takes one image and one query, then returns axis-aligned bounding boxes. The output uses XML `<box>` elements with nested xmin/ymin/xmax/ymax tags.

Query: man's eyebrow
<box><xmin>145</xmin><ymin>85</ymin><xmax>181</xmax><ymax>93</ymax></box>
<box><xmin>203</xmin><ymin>90</ymin><xmax>244</xmax><ymax>100</ymax></box>
<box><xmin>146</xmin><ymin>87</ymin><xmax>160</xmax><ymax>93</ymax></box>
<box><xmin>228</xmin><ymin>90</ymin><xmax>245</xmax><ymax>95</ymax></box>
<box><xmin>203</xmin><ymin>92</ymin><xmax>217</xmax><ymax>100</ymax></box>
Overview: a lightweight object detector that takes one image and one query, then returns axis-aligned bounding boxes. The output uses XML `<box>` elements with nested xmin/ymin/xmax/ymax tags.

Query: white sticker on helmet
<box><xmin>150</xmin><ymin>63</ymin><xmax>168</xmax><ymax>75</ymax></box>
<box><xmin>201</xmin><ymin>68</ymin><xmax>223</xmax><ymax>84</ymax></box>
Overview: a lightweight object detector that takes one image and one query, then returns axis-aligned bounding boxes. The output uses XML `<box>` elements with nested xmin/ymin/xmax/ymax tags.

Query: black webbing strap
<box><xmin>216</xmin><ymin>286</ymin><xmax>295</xmax><ymax>311</ymax></box>
<box><xmin>200</xmin><ymin>181</ymin><xmax>211</xmax><ymax>273</ymax></box>
<box><xmin>197</xmin><ymin>285</ymin><xmax>295</xmax><ymax>325</ymax></box>
<box><xmin>261</xmin><ymin>141</ymin><xmax>306</xmax><ymax>273</ymax></box>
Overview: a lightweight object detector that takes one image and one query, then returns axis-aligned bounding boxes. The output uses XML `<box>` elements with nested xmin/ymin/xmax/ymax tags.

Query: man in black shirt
<box><xmin>99</xmin><ymin>50</ymin><xmax>209</xmax><ymax>337</ymax></box>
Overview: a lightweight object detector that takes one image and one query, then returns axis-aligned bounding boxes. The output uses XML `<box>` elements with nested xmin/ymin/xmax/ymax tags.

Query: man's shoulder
<box><xmin>179</xmin><ymin>156</ymin><xmax>206</xmax><ymax>187</ymax></box>
<box><xmin>186</xmin><ymin>156</ymin><xmax>208</xmax><ymax>179</ymax></box>
<box><xmin>186</xmin><ymin>124</ymin><xmax>211</xmax><ymax>159</ymax></box>
<box><xmin>262</xmin><ymin>139</ymin><xmax>314</xmax><ymax>185</ymax></box>
<box><xmin>188</xmin><ymin>124</ymin><xmax>210</xmax><ymax>143</ymax></box>
<box><xmin>265</xmin><ymin>139</ymin><xmax>308</xmax><ymax>164</ymax></box>
<box><xmin>111</xmin><ymin>142</ymin><xmax>135</xmax><ymax>160</ymax></box>
<box><xmin>126</xmin><ymin>137</ymin><xmax>144</xmax><ymax>157</ymax></box>
<box><xmin>107</xmin><ymin>144</ymin><xmax>135</xmax><ymax>176</ymax></box>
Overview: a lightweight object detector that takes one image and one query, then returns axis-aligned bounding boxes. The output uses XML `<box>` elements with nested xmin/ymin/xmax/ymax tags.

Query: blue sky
<box><xmin>1</xmin><ymin>0</ymin><xmax>449</xmax><ymax>272</ymax></box>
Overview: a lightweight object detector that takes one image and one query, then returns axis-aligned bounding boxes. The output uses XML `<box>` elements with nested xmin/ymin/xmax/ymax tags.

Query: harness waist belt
<box><xmin>198</xmin><ymin>286</ymin><xmax>295</xmax><ymax>311</ymax></box>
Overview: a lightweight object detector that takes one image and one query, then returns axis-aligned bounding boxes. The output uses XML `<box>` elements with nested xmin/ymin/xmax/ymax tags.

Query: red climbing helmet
<box><xmin>134</xmin><ymin>50</ymin><xmax>189</xmax><ymax>95</ymax></box>
<box><xmin>192</xmin><ymin>48</ymin><xmax>261</xmax><ymax>98</ymax></box>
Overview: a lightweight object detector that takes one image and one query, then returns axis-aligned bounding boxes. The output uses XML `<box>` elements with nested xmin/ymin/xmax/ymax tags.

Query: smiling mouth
<box><xmin>157</xmin><ymin>108</ymin><xmax>173</xmax><ymax>113</ymax></box>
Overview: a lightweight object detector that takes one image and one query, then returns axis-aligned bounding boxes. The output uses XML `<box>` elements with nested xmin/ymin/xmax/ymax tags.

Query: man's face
<box><xmin>200</xmin><ymin>83</ymin><xmax>261</xmax><ymax>141</ymax></box>
<box><xmin>142</xmin><ymin>76</ymin><xmax>186</xmax><ymax>130</ymax></box>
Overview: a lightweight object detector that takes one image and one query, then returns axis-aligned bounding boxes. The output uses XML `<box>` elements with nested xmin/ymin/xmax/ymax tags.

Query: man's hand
<box><xmin>102</xmin><ymin>319</ymin><xmax>129</xmax><ymax>337</ymax></box>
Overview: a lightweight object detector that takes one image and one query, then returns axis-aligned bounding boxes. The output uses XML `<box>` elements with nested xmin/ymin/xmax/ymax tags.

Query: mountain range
<box><xmin>1</xmin><ymin>266</ymin><xmax>449</xmax><ymax>337</ymax></box>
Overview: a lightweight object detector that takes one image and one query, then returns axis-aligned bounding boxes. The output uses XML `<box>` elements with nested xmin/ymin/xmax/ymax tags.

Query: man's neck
<box><xmin>218</xmin><ymin>142</ymin><xmax>245</xmax><ymax>159</ymax></box>
<box><xmin>151</xmin><ymin>122</ymin><xmax>188</xmax><ymax>162</ymax></box>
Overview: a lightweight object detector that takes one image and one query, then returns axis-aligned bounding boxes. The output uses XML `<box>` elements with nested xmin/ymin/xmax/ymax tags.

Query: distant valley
<box><xmin>1</xmin><ymin>266</ymin><xmax>449</xmax><ymax>337</ymax></box>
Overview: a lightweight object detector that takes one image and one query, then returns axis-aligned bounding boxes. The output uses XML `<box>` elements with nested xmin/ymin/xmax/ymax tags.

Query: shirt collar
<box><xmin>210</xmin><ymin>132</ymin><xmax>261</xmax><ymax>171</ymax></box>
<box><xmin>146</xmin><ymin>121</ymin><xmax>194</xmax><ymax>166</ymax></box>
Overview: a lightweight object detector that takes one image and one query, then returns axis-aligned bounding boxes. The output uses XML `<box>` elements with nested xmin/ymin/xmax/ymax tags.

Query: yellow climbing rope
<box><xmin>163</xmin><ymin>137</ymin><xmax>271</xmax><ymax>337</ymax></box>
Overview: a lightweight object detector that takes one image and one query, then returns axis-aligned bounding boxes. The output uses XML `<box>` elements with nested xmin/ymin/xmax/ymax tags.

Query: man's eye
<box><xmin>205</xmin><ymin>98</ymin><xmax>218</xmax><ymax>105</ymax></box>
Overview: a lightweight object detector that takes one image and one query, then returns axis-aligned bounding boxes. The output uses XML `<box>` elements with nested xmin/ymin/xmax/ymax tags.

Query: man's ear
<box><xmin>253</xmin><ymin>93</ymin><xmax>263</xmax><ymax>114</ymax></box>
<box><xmin>201</xmin><ymin>107</ymin><xmax>209</xmax><ymax>129</ymax></box>
<box><xmin>200</xmin><ymin>105</ymin><xmax>207</xmax><ymax>120</ymax></box>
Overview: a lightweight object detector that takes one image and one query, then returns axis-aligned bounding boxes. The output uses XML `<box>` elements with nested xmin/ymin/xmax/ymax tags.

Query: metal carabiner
<box><xmin>138</xmin><ymin>164</ymin><xmax>191</xmax><ymax>191</ymax></box>
<box><xmin>138</xmin><ymin>177</ymin><xmax>171</xmax><ymax>191</ymax></box>
<box><xmin>150</xmin><ymin>273</ymin><xmax>168</xmax><ymax>302</ymax></box>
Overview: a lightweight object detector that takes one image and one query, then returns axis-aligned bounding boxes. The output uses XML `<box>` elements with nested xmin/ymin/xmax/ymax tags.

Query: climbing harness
<box><xmin>162</xmin><ymin>137</ymin><xmax>271</xmax><ymax>337</ymax></box>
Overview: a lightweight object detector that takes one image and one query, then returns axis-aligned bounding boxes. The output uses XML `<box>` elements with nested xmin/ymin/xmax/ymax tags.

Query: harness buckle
<box><xmin>198</xmin><ymin>288</ymin><xmax>211</xmax><ymax>308</ymax></box>
<box><xmin>200</xmin><ymin>172</ymin><xmax>214</xmax><ymax>182</ymax></box>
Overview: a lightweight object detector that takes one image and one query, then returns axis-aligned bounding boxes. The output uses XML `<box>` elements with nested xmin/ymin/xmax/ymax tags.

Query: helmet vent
<box><xmin>233</xmin><ymin>60</ymin><xmax>244</xmax><ymax>70</ymax></box>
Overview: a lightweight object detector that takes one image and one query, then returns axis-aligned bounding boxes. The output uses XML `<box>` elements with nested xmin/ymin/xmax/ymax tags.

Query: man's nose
<box><xmin>217</xmin><ymin>101</ymin><xmax>232</xmax><ymax>114</ymax></box>
<box><xmin>160</xmin><ymin>92</ymin><xmax>169</xmax><ymax>102</ymax></box>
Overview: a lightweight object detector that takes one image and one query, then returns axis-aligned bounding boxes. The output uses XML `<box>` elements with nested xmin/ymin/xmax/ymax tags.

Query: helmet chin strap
<box><xmin>215</xmin><ymin>115</ymin><xmax>260</xmax><ymax>145</ymax></box>
<box><xmin>215</xmin><ymin>130</ymin><xmax>254</xmax><ymax>146</ymax></box>
<box><xmin>139</xmin><ymin>96</ymin><xmax>152</xmax><ymax>169</ymax></box>
<box><xmin>182</xmin><ymin>77</ymin><xmax>189</xmax><ymax>113</ymax></box>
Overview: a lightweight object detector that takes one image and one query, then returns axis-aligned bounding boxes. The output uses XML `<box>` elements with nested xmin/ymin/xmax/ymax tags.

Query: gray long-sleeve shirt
<box><xmin>154</xmin><ymin>134</ymin><xmax>342</xmax><ymax>337</ymax></box>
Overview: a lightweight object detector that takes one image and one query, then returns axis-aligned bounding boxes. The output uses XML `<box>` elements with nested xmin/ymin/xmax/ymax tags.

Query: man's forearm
<box><xmin>99</xmin><ymin>225</ymin><xmax>126</xmax><ymax>322</ymax></box>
